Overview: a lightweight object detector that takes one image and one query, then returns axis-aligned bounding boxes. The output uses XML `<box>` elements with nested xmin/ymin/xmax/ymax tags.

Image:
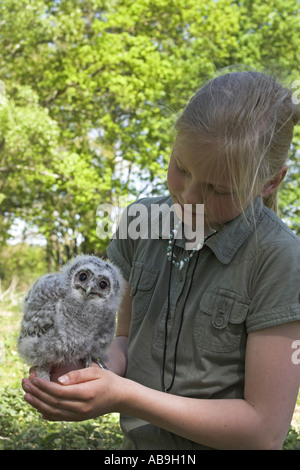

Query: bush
<box><xmin>0</xmin><ymin>243</ymin><xmax>48</xmax><ymax>292</ymax></box>
<box><xmin>0</xmin><ymin>387</ymin><xmax>123</xmax><ymax>450</ymax></box>
<box><xmin>0</xmin><ymin>295</ymin><xmax>123</xmax><ymax>450</ymax></box>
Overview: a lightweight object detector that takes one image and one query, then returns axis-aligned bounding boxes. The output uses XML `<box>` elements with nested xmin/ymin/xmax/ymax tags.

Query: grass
<box><xmin>0</xmin><ymin>295</ymin><xmax>299</xmax><ymax>450</ymax></box>
<box><xmin>0</xmin><ymin>387</ymin><xmax>123</xmax><ymax>450</ymax></box>
<box><xmin>0</xmin><ymin>295</ymin><xmax>123</xmax><ymax>450</ymax></box>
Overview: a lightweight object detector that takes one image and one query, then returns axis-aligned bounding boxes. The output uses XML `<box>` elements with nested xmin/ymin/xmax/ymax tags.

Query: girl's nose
<box><xmin>182</xmin><ymin>185</ymin><xmax>204</xmax><ymax>206</ymax></box>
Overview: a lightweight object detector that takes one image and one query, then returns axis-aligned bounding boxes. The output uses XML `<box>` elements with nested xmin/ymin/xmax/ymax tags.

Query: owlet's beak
<box><xmin>84</xmin><ymin>285</ymin><xmax>92</xmax><ymax>297</ymax></box>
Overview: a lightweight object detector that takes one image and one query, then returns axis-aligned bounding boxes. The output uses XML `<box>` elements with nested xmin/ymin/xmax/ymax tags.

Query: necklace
<box><xmin>167</xmin><ymin>221</ymin><xmax>216</xmax><ymax>270</ymax></box>
<box><xmin>161</xmin><ymin>245</ymin><xmax>200</xmax><ymax>393</ymax></box>
<box><xmin>161</xmin><ymin>223</ymin><xmax>217</xmax><ymax>393</ymax></box>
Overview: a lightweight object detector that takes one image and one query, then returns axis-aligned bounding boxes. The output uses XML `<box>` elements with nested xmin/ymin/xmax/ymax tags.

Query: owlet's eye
<box><xmin>99</xmin><ymin>280</ymin><xmax>108</xmax><ymax>289</ymax></box>
<box><xmin>79</xmin><ymin>272</ymin><xmax>88</xmax><ymax>281</ymax></box>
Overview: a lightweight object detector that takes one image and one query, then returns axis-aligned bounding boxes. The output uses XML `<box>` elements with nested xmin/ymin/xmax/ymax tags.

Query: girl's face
<box><xmin>167</xmin><ymin>140</ymin><xmax>244</xmax><ymax>233</ymax></box>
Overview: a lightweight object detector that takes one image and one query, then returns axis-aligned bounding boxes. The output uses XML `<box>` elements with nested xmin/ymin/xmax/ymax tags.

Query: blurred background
<box><xmin>0</xmin><ymin>0</ymin><xmax>299</xmax><ymax>449</ymax></box>
<box><xmin>0</xmin><ymin>0</ymin><xmax>299</xmax><ymax>286</ymax></box>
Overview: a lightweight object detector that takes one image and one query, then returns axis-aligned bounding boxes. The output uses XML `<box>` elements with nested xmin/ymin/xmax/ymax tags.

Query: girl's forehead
<box><xmin>174</xmin><ymin>138</ymin><xmax>226</xmax><ymax>170</ymax></box>
<box><xmin>174</xmin><ymin>134</ymin><xmax>220</xmax><ymax>155</ymax></box>
<box><xmin>173</xmin><ymin>138</ymin><xmax>234</xmax><ymax>188</ymax></box>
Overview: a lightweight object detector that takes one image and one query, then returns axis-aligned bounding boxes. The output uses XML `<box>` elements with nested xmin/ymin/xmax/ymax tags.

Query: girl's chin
<box><xmin>170</xmin><ymin>195</ymin><xmax>220</xmax><ymax>233</ymax></box>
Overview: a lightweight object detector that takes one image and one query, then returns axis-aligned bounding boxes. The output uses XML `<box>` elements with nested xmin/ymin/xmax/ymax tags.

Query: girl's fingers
<box><xmin>57</xmin><ymin>363</ymin><xmax>102</xmax><ymax>385</ymax></box>
<box><xmin>24</xmin><ymin>391</ymin><xmax>83</xmax><ymax>421</ymax></box>
<box><xmin>22</xmin><ymin>367</ymin><xmax>107</xmax><ymax>418</ymax></box>
<box><xmin>22</xmin><ymin>377</ymin><xmax>83</xmax><ymax>409</ymax></box>
<box><xmin>22</xmin><ymin>365</ymin><xmax>116</xmax><ymax>422</ymax></box>
<box><xmin>22</xmin><ymin>380</ymin><xmax>88</xmax><ymax>420</ymax></box>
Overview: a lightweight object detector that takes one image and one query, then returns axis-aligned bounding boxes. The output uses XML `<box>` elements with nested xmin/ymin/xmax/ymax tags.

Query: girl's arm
<box><xmin>103</xmin><ymin>279</ymin><xmax>132</xmax><ymax>376</ymax></box>
<box><xmin>116</xmin><ymin>320</ymin><xmax>300</xmax><ymax>449</ymax></box>
<box><xmin>22</xmin><ymin>315</ymin><xmax>300</xmax><ymax>449</ymax></box>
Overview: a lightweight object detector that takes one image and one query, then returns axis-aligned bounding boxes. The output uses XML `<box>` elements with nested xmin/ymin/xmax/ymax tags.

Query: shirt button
<box><xmin>215</xmin><ymin>316</ymin><xmax>224</xmax><ymax>327</ymax></box>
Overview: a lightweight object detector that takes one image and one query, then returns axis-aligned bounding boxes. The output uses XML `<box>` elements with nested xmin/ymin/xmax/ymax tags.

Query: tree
<box><xmin>0</xmin><ymin>0</ymin><xmax>299</xmax><ymax>269</ymax></box>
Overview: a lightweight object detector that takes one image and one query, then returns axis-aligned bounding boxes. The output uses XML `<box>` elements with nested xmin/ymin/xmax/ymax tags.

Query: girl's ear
<box><xmin>260</xmin><ymin>165</ymin><xmax>288</xmax><ymax>197</ymax></box>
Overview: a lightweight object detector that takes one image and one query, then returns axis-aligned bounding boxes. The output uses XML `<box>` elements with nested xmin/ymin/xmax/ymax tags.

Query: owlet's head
<box><xmin>62</xmin><ymin>255</ymin><xmax>121</xmax><ymax>302</ymax></box>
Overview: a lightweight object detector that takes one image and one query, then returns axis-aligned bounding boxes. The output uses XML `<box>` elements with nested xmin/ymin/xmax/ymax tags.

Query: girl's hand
<box><xmin>29</xmin><ymin>360</ymin><xmax>85</xmax><ymax>383</ymax></box>
<box><xmin>22</xmin><ymin>364</ymin><xmax>123</xmax><ymax>421</ymax></box>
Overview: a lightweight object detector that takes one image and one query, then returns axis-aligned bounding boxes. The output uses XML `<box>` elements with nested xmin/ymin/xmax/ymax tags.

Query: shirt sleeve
<box><xmin>246</xmin><ymin>239</ymin><xmax>300</xmax><ymax>332</ymax></box>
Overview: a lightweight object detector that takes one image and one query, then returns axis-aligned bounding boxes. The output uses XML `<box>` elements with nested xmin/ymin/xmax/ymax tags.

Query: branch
<box><xmin>0</xmin><ymin>165</ymin><xmax>62</xmax><ymax>179</ymax></box>
<box><xmin>41</xmin><ymin>88</ymin><xmax>65</xmax><ymax>107</ymax></box>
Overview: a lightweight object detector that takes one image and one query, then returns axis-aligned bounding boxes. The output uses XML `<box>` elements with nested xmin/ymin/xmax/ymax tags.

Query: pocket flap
<box><xmin>200</xmin><ymin>289</ymin><xmax>249</xmax><ymax>326</ymax></box>
<box><xmin>129</xmin><ymin>262</ymin><xmax>159</xmax><ymax>295</ymax></box>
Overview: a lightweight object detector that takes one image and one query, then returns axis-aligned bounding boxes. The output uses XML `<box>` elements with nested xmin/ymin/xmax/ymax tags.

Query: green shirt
<box><xmin>107</xmin><ymin>195</ymin><xmax>300</xmax><ymax>450</ymax></box>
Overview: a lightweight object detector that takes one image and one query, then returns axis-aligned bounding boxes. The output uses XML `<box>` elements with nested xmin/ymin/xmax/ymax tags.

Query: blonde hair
<box><xmin>175</xmin><ymin>69</ymin><xmax>300</xmax><ymax>214</ymax></box>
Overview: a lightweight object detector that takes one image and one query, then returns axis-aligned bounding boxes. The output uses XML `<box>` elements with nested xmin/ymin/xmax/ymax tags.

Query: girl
<box><xmin>22</xmin><ymin>70</ymin><xmax>300</xmax><ymax>450</ymax></box>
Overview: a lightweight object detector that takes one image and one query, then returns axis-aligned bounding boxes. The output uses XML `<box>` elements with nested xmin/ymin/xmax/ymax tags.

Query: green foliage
<box><xmin>0</xmin><ymin>387</ymin><xmax>123</xmax><ymax>450</ymax></box>
<box><xmin>0</xmin><ymin>0</ymin><xmax>299</xmax><ymax>260</ymax></box>
<box><xmin>283</xmin><ymin>428</ymin><xmax>300</xmax><ymax>450</ymax></box>
<box><xmin>0</xmin><ymin>244</ymin><xmax>48</xmax><ymax>291</ymax></box>
<box><xmin>0</xmin><ymin>2</ymin><xmax>299</xmax><ymax>448</ymax></box>
<box><xmin>279</xmin><ymin>133</ymin><xmax>300</xmax><ymax>235</ymax></box>
<box><xmin>0</xmin><ymin>297</ymin><xmax>123</xmax><ymax>450</ymax></box>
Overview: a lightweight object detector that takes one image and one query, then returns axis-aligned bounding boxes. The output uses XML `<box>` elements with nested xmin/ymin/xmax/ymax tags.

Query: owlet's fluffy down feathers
<box><xmin>18</xmin><ymin>255</ymin><xmax>123</xmax><ymax>380</ymax></box>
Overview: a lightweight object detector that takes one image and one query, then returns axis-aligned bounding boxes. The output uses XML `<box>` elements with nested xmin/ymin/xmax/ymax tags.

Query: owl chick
<box><xmin>18</xmin><ymin>255</ymin><xmax>122</xmax><ymax>381</ymax></box>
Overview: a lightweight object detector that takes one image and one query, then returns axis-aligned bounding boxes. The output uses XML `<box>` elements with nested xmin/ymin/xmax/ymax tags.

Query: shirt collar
<box><xmin>151</xmin><ymin>196</ymin><xmax>264</xmax><ymax>264</ymax></box>
<box><xmin>205</xmin><ymin>197</ymin><xmax>264</xmax><ymax>264</ymax></box>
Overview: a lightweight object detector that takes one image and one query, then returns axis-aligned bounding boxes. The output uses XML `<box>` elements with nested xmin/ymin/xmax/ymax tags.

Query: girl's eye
<box><xmin>208</xmin><ymin>184</ymin><xmax>231</xmax><ymax>196</ymax></box>
<box><xmin>175</xmin><ymin>161</ymin><xmax>191</xmax><ymax>177</ymax></box>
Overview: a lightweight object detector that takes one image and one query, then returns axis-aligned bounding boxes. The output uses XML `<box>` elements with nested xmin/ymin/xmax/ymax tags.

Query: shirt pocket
<box><xmin>129</xmin><ymin>262</ymin><xmax>159</xmax><ymax>322</ymax></box>
<box><xmin>194</xmin><ymin>289</ymin><xmax>249</xmax><ymax>353</ymax></box>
